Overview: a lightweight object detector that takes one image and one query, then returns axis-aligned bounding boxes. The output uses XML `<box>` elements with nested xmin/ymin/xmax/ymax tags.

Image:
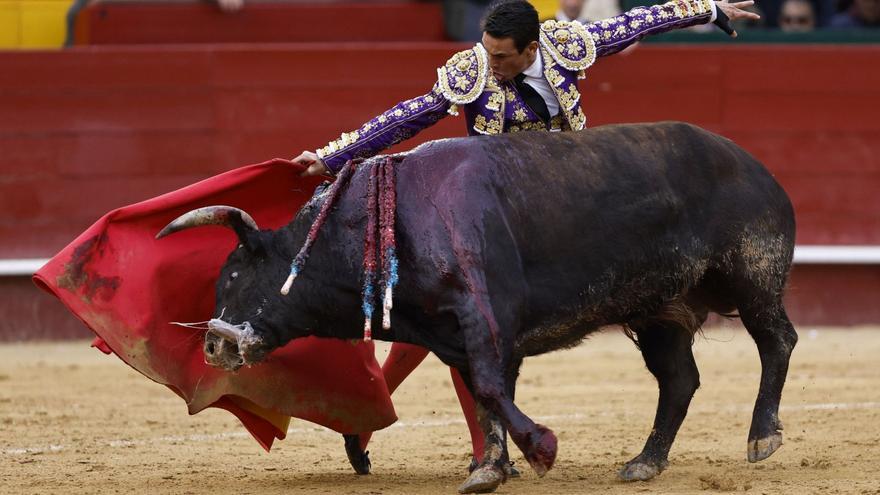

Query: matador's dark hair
<box><xmin>480</xmin><ymin>0</ymin><xmax>540</xmax><ymax>53</ymax></box>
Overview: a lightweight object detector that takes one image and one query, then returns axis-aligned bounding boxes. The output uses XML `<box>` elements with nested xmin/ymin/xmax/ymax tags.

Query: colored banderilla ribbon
<box><xmin>280</xmin><ymin>155</ymin><xmax>401</xmax><ymax>341</ymax></box>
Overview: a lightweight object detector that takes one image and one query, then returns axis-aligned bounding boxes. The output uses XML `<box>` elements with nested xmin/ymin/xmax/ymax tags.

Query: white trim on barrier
<box><xmin>0</xmin><ymin>246</ymin><xmax>879</xmax><ymax>277</ymax></box>
<box><xmin>793</xmin><ymin>246</ymin><xmax>880</xmax><ymax>264</ymax></box>
<box><xmin>0</xmin><ymin>259</ymin><xmax>50</xmax><ymax>276</ymax></box>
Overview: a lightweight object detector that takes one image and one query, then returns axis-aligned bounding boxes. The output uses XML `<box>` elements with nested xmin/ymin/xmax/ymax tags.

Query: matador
<box><xmin>289</xmin><ymin>0</ymin><xmax>759</xmax><ymax>477</ymax></box>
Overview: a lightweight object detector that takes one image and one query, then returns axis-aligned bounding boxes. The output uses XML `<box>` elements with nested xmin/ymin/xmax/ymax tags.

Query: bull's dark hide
<box><xmin>188</xmin><ymin>122</ymin><xmax>798</xmax><ymax>492</ymax></box>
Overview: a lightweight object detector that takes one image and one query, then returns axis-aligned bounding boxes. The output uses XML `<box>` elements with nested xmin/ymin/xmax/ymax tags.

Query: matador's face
<box><xmin>481</xmin><ymin>33</ymin><xmax>538</xmax><ymax>83</ymax></box>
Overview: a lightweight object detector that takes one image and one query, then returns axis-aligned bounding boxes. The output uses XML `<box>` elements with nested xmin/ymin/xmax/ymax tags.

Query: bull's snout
<box><xmin>203</xmin><ymin>331</ymin><xmax>245</xmax><ymax>371</ymax></box>
<box><xmin>203</xmin><ymin>318</ymin><xmax>270</xmax><ymax>371</ymax></box>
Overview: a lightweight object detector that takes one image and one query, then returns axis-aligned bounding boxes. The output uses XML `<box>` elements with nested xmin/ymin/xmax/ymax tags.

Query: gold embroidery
<box><xmin>542</xmin><ymin>48</ymin><xmax>585</xmax><ymax>133</ymax></box>
<box><xmin>508</xmin><ymin>120</ymin><xmax>549</xmax><ymax>133</ymax></box>
<box><xmin>474</xmin><ymin>114</ymin><xmax>503</xmax><ymax>135</ymax></box>
<box><xmin>485</xmin><ymin>91</ymin><xmax>504</xmax><ymax>112</ymax></box>
<box><xmin>437</xmin><ymin>45</ymin><xmax>489</xmax><ymax>105</ymax></box>
<box><xmin>513</xmin><ymin>108</ymin><xmax>528</xmax><ymax>122</ymax></box>
<box><xmin>539</xmin><ymin>19</ymin><xmax>596</xmax><ymax>71</ymax></box>
<box><xmin>472</xmin><ymin>78</ymin><xmax>505</xmax><ymax>135</ymax></box>
<box><xmin>545</xmin><ymin>67</ymin><xmax>565</xmax><ymax>87</ymax></box>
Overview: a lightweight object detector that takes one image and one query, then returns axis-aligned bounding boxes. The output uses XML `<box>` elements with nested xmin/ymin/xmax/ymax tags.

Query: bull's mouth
<box><xmin>204</xmin><ymin>318</ymin><xmax>269</xmax><ymax>371</ymax></box>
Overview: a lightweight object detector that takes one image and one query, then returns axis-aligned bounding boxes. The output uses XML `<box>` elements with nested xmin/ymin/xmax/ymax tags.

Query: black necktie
<box><xmin>513</xmin><ymin>73</ymin><xmax>551</xmax><ymax>125</ymax></box>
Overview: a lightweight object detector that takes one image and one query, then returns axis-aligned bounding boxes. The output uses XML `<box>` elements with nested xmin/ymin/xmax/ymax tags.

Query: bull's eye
<box><xmin>225</xmin><ymin>272</ymin><xmax>239</xmax><ymax>289</ymax></box>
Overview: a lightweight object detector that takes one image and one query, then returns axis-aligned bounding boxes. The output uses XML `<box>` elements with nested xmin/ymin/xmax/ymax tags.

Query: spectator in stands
<box><xmin>748</xmin><ymin>0</ymin><xmax>832</xmax><ymax>27</ymax></box>
<box><xmin>831</xmin><ymin>0</ymin><xmax>880</xmax><ymax>26</ymax></box>
<box><xmin>444</xmin><ymin>0</ymin><xmax>492</xmax><ymax>41</ymax></box>
<box><xmin>215</xmin><ymin>0</ymin><xmax>244</xmax><ymax>13</ymax></box>
<box><xmin>553</xmin><ymin>0</ymin><xmax>622</xmax><ymax>22</ymax></box>
<box><xmin>64</xmin><ymin>0</ymin><xmax>88</xmax><ymax>46</ymax></box>
<box><xmin>779</xmin><ymin>0</ymin><xmax>817</xmax><ymax>30</ymax></box>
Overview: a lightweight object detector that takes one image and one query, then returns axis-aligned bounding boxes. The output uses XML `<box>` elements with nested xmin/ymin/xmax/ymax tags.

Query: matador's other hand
<box><xmin>292</xmin><ymin>151</ymin><xmax>330</xmax><ymax>177</ymax></box>
<box><xmin>714</xmin><ymin>0</ymin><xmax>761</xmax><ymax>37</ymax></box>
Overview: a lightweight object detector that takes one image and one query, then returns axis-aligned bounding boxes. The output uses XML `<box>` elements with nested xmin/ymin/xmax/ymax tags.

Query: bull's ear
<box><xmin>237</xmin><ymin>228</ymin><xmax>267</xmax><ymax>254</ymax></box>
<box><xmin>226</xmin><ymin>210</ymin><xmax>261</xmax><ymax>250</ymax></box>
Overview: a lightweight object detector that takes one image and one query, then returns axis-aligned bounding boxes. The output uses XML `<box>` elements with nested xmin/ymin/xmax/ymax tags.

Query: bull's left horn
<box><xmin>156</xmin><ymin>206</ymin><xmax>259</xmax><ymax>239</ymax></box>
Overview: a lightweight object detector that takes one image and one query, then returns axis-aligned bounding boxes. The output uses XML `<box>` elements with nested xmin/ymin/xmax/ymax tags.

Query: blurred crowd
<box><xmin>544</xmin><ymin>0</ymin><xmax>879</xmax><ymax>32</ymax></box>
<box><xmin>64</xmin><ymin>0</ymin><xmax>880</xmax><ymax>47</ymax></box>
<box><xmin>442</xmin><ymin>0</ymin><xmax>879</xmax><ymax>40</ymax></box>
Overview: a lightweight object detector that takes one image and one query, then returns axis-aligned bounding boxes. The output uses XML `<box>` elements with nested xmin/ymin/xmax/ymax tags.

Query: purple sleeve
<box><xmin>316</xmin><ymin>84</ymin><xmax>452</xmax><ymax>174</ymax></box>
<box><xmin>584</xmin><ymin>0</ymin><xmax>715</xmax><ymax>58</ymax></box>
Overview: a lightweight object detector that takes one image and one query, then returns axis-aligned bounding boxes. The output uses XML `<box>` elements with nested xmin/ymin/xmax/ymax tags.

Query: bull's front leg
<box><xmin>453</xmin><ymin>299</ymin><xmax>557</xmax><ymax>493</ymax></box>
<box><xmin>457</xmin><ymin>400</ymin><xmax>508</xmax><ymax>494</ymax></box>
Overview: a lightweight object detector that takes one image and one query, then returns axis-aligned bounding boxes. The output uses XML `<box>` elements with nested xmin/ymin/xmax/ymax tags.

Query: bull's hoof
<box><xmin>619</xmin><ymin>456</ymin><xmax>668</xmax><ymax>481</ymax></box>
<box><xmin>747</xmin><ymin>432</ymin><xmax>783</xmax><ymax>463</ymax></box>
<box><xmin>458</xmin><ymin>465</ymin><xmax>505</xmax><ymax>494</ymax></box>
<box><xmin>468</xmin><ymin>458</ymin><xmax>520</xmax><ymax>478</ymax></box>
<box><xmin>523</xmin><ymin>424</ymin><xmax>557</xmax><ymax>477</ymax></box>
<box><xmin>343</xmin><ymin>434</ymin><xmax>371</xmax><ymax>475</ymax></box>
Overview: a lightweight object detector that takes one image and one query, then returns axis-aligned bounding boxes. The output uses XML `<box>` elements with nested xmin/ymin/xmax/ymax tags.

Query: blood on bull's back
<box><xmin>392</xmin><ymin>121</ymin><xmax>795</xmax><ymax>356</ymax></box>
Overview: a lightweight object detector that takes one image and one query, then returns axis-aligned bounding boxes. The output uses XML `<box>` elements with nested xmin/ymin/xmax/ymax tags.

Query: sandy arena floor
<box><xmin>1</xmin><ymin>326</ymin><xmax>879</xmax><ymax>494</ymax></box>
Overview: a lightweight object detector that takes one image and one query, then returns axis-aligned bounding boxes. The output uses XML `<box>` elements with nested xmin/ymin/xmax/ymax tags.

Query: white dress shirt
<box><xmin>519</xmin><ymin>50</ymin><xmax>560</xmax><ymax>118</ymax></box>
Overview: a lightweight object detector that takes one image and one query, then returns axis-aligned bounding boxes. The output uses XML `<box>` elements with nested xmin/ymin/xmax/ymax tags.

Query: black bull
<box><xmin>159</xmin><ymin>122</ymin><xmax>798</xmax><ymax>493</ymax></box>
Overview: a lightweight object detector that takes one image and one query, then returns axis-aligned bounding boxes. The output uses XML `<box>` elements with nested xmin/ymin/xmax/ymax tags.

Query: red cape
<box><xmin>33</xmin><ymin>159</ymin><xmax>397</xmax><ymax>450</ymax></box>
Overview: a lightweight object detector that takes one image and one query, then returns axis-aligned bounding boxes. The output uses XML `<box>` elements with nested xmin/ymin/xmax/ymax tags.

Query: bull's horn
<box><xmin>156</xmin><ymin>205</ymin><xmax>259</xmax><ymax>239</ymax></box>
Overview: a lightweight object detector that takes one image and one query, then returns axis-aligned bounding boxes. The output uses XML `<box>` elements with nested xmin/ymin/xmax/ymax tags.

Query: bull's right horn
<box><xmin>156</xmin><ymin>205</ymin><xmax>259</xmax><ymax>239</ymax></box>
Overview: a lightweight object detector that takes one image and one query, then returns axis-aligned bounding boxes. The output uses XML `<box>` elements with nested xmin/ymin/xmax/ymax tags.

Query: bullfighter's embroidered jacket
<box><xmin>317</xmin><ymin>0</ymin><xmax>716</xmax><ymax>173</ymax></box>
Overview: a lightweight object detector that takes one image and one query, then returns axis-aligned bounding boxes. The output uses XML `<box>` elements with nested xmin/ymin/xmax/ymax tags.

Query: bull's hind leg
<box><xmin>738</xmin><ymin>297</ymin><xmax>797</xmax><ymax>462</ymax></box>
<box><xmin>620</xmin><ymin>321</ymin><xmax>700</xmax><ymax>481</ymax></box>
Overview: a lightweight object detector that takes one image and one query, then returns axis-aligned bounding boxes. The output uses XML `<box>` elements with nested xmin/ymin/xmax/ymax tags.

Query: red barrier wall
<box><xmin>1</xmin><ymin>43</ymin><xmax>878</xmax><ymax>336</ymax></box>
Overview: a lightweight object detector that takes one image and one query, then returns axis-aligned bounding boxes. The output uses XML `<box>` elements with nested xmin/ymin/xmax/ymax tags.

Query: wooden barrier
<box><xmin>1</xmin><ymin>43</ymin><xmax>878</xmax><ymax>335</ymax></box>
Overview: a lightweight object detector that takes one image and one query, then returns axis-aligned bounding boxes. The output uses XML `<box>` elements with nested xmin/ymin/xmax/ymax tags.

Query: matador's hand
<box><xmin>292</xmin><ymin>151</ymin><xmax>330</xmax><ymax>177</ymax></box>
<box><xmin>714</xmin><ymin>0</ymin><xmax>761</xmax><ymax>37</ymax></box>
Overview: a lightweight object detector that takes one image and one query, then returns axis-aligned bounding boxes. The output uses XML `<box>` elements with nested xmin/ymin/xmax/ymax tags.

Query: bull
<box><xmin>158</xmin><ymin>122</ymin><xmax>798</xmax><ymax>493</ymax></box>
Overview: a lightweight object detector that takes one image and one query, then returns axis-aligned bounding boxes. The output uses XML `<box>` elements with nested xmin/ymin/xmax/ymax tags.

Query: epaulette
<box><xmin>538</xmin><ymin>20</ymin><xmax>597</xmax><ymax>72</ymax></box>
<box><xmin>436</xmin><ymin>44</ymin><xmax>489</xmax><ymax>108</ymax></box>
